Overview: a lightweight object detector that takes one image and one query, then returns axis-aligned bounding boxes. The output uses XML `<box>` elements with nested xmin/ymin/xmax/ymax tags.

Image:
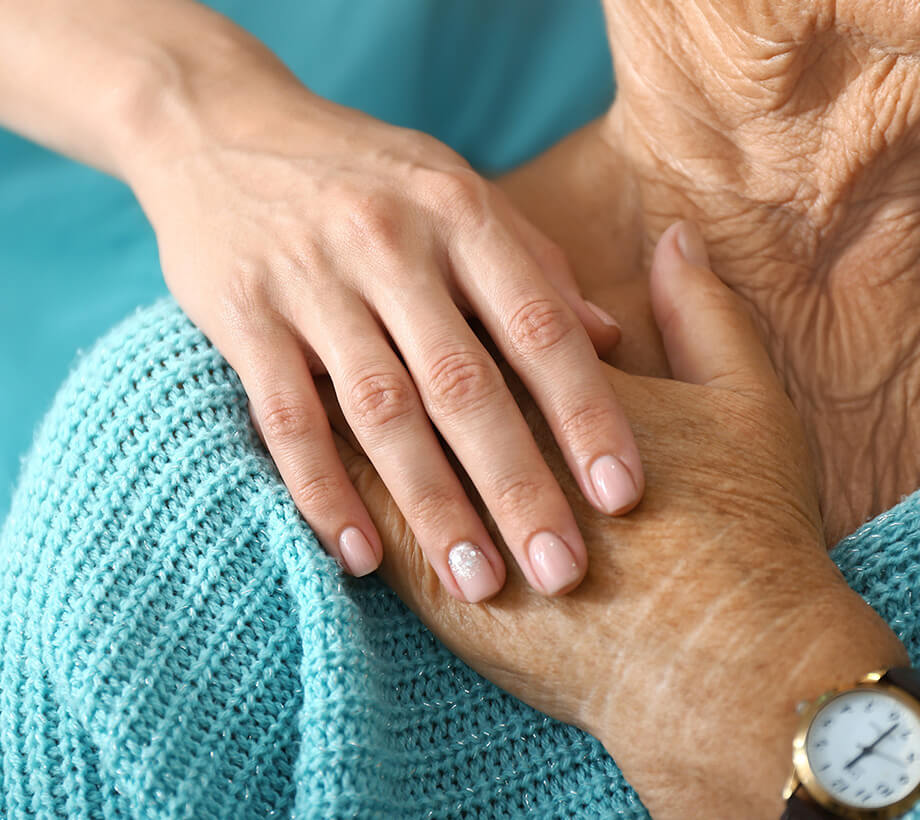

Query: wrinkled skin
<box><xmin>322</xmin><ymin>227</ymin><xmax>907</xmax><ymax>819</ymax></box>
<box><xmin>500</xmin><ymin>0</ymin><xmax>920</xmax><ymax>544</ymax></box>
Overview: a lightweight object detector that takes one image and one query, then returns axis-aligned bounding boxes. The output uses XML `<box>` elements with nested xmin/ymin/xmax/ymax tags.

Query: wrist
<box><xmin>597</xmin><ymin>580</ymin><xmax>908</xmax><ymax>820</ymax></box>
<box><xmin>108</xmin><ymin>3</ymin><xmax>316</xmax><ymax>194</ymax></box>
<box><xmin>734</xmin><ymin>594</ymin><xmax>907</xmax><ymax>819</ymax></box>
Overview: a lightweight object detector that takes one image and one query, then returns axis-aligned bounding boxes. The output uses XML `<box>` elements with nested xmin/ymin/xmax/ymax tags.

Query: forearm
<box><xmin>0</xmin><ymin>0</ymin><xmax>311</xmax><ymax>181</ymax></box>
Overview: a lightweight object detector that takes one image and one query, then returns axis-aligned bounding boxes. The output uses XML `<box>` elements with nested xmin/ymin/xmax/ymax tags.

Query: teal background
<box><xmin>0</xmin><ymin>0</ymin><xmax>614</xmax><ymax>523</ymax></box>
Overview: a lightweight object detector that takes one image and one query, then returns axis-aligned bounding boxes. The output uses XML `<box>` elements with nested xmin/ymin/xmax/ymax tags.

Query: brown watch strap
<box><xmin>883</xmin><ymin>667</ymin><xmax>920</xmax><ymax>701</ymax></box>
<box><xmin>781</xmin><ymin>793</ymin><xmax>840</xmax><ymax>819</ymax></box>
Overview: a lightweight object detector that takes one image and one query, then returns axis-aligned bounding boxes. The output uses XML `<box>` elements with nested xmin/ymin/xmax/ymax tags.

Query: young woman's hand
<box><xmin>324</xmin><ymin>222</ymin><xmax>907</xmax><ymax>818</ymax></box>
<box><xmin>124</xmin><ymin>23</ymin><xmax>644</xmax><ymax>603</ymax></box>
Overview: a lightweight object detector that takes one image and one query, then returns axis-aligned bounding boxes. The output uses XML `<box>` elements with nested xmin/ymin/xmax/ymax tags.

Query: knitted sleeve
<box><xmin>1</xmin><ymin>298</ymin><xmax>918</xmax><ymax>819</ymax></box>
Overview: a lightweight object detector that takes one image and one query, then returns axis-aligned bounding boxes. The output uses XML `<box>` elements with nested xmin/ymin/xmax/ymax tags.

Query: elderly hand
<box><xmin>324</xmin><ymin>222</ymin><xmax>907</xmax><ymax>818</ymax></box>
<box><xmin>110</xmin><ymin>2</ymin><xmax>642</xmax><ymax>602</ymax></box>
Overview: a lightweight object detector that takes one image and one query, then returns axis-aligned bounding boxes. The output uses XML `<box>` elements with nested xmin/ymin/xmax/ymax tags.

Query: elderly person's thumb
<box><xmin>649</xmin><ymin>221</ymin><xmax>780</xmax><ymax>397</ymax></box>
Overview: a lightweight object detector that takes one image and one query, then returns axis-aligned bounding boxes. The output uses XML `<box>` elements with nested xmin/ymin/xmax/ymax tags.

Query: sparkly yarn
<box><xmin>1</xmin><ymin>298</ymin><xmax>919</xmax><ymax>819</ymax></box>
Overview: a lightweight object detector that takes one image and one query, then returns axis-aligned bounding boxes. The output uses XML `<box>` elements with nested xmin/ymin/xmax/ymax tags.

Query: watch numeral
<box><xmin>815</xmin><ymin>739</ymin><xmax>828</xmax><ymax>748</ymax></box>
<box><xmin>842</xmin><ymin>705</ymin><xmax>852</xmax><ymax>713</ymax></box>
<box><xmin>901</xmin><ymin>729</ymin><xmax>912</xmax><ymax>739</ymax></box>
<box><xmin>822</xmin><ymin>718</ymin><xmax>832</xmax><ymax>727</ymax></box>
<box><xmin>877</xmin><ymin>783</ymin><xmax>893</xmax><ymax>797</ymax></box>
<box><xmin>900</xmin><ymin>774</ymin><xmax>910</xmax><ymax>785</ymax></box>
<box><xmin>820</xmin><ymin>763</ymin><xmax>831</xmax><ymax>772</ymax></box>
<box><xmin>832</xmin><ymin>780</ymin><xmax>848</xmax><ymax>793</ymax></box>
<box><xmin>908</xmin><ymin>752</ymin><xmax>916</xmax><ymax>763</ymax></box>
<box><xmin>890</xmin><ymin>711</ymin><xmax>900</xmax><ymax>721</ymax></box>
<box><xmin>866</xmin><ymin>701</ymin><xmax>875</xmax><ymax>712</ymax></box>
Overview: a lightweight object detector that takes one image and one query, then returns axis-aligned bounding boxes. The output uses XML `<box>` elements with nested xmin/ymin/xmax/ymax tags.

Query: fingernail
<box><xmin>338</xmin><ymin>526</ymin><xmax>380</xmax><ymax>577</ymax></box>
<box><xmin>448</xmin><ymin>541</ymin><xmax>502</xmax><ymax>603</ymax></box>
<box><xmin>585</xmin><ymin>300</ymin><xmax>621</xmax><ymax>330</ymax></box>
<box><xmin>528</xmin><ymin>531</ymin><xmax>582</xmax><ymax>595</ymax></box>
<box><xmin>675</xmin><ymin>221</ymin><xmax>710</xmax><ymax>267</ymax></box>
<box><xmin>589</xmin><ymin>454</ymin><xmax>639</xmax><ymax>515</ymax></box>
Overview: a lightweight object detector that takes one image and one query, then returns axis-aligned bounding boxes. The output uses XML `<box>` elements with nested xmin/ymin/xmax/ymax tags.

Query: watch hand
<box><xmin>871</xmin><ymin>723</ymin><xmax>900</xmax><ymax>750</ymax></box>
<box><xmin>845</xmin><ymin>724</ymin><xmax>900</xmax><ymax>769</ymax></box>
<box><xmin>846</xmin><ymin>747</ymin><xmax>871</xmax><ymax>770</ymax></box>
<box><xmin>872</xmin><ymin>749</ymin><xmax>907</xmax><ymax>768</ymax></box>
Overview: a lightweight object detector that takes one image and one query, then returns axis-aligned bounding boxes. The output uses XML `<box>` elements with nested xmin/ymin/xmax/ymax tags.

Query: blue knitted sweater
<box><xmin>2</xmin><ymin>299</ymin><xmax>919</xmax><ymax>819</ymax></box>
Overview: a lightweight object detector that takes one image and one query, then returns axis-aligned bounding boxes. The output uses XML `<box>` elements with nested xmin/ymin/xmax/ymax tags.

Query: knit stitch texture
<box><xmin>1</xmin><ymin>298</ymin><xmax>919</xmax><ymax>819</ymax></box>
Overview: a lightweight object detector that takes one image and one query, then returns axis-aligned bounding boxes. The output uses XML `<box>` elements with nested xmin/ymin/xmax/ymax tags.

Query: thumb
<box><xmin>650</xmin><ymin>221</ymin><xmax>780</xmax><ymax>395</ymax></box>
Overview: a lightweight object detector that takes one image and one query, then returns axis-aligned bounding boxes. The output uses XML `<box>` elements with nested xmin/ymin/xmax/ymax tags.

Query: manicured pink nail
<box><xmin>528</xmin><ymin>531</ymin><xmax>582</xmax><ymax>595</ymax></box>
<box><xmin>448</xmin><ymin>542</ymin><xmax>501</xmax><ymax>602</ymax></box>
<box><xmin>589</xmin><ymin>454</ymin><xmax>639</xmax><ymax>515</ymax></box>
<box><xmin>585</xmin><ymin>300</ymin><xmax>621</xmax><ymax>329</ymax></box>
<box><xmin>338</xmin><ymin>526</ymin><xmax>380</xmax><ymax>577</ymax></box>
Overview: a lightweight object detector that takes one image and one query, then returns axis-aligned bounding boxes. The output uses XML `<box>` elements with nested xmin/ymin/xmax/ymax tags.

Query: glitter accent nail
<box><xmin>447</xmin><ymin>542</ymin><xmax>501</xmax><ymax>603</ymax></box>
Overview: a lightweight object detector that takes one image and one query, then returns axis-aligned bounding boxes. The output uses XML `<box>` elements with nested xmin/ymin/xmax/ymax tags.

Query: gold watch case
<box><xmin>783</xmin><ymin>671</ymin><xmax>920</xmax><ymax>820</ymax></box>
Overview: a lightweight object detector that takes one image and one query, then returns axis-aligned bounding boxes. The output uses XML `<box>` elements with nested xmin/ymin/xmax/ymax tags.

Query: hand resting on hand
<box><xmin>320</xmin><ymin>222</ymin><xmax>907</xmax><ymax>819</ymax></box>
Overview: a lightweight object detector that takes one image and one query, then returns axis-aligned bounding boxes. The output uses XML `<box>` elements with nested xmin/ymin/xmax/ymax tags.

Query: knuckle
<box><xmin>343</xmin><ymin>193</ymin><xmax>404</xmax><ymax>256</ymax></box>
<box><xmin>492</xmin><ymin>474</ymin><xmax>545</xmax><ymax>519</ymax></box>
<box><xmin>277</xmin><ymin>238</ymin><xmax>325</xmax><ymax>282</ymax></box>
<box><xmin>556</xmin><ymin>400</ymin><xmax>616</xmax><ymax>442</ymax></box>
<box><xmin>258</xmin><ymin>391</ymin><xmax>317</xmax><ymax>443</ymax></box>
<box><xmin>403</xmin><ymin>485</ymin><xmax>458</xmax><ymax>533</ymax></box>
<box><xmin>428</xmin><ymin>168</ymin><xmax>490</xmax><ymax>223</ymax></box>
<box><xmin>696</xmin><ymin>279</ymin><xmax>746</xmax><ymax>325</ymax></box>
<box><xmin>217</xmin><ymin>264</ymin><xmax>273</xmax><ymax>336</ymax></box>
<box><xmin>505</xmin><ymin>297</ymin><xmax>578</xmax><ymax>357</ymax></box>
<box><xmin>424</xmin><ymin>348</ymin><xmax>501</xmax><ymax>417</ymax></box>
<box><xmin>442</xmin><ymin>168</ymin><xmax>486</xmax><ymax>204</ymax></box>
<box><xmin>345</xmin><ymin>370</ymin><xmax>417</xmax><ymax>432</ymax></box>
<box><xmin>404</xmin><ymin>128</ymin><xmax>467</xmax><ymax>160</ymax></box>
<box><xmin>288</xmin><ymin>470</ymin><xmax>341</xmax><ymax>515</ymax></box>
<box><xmin>707</xmin><ymin>287</ymin><xmax>741</xmax><ymax>319</ymax></box>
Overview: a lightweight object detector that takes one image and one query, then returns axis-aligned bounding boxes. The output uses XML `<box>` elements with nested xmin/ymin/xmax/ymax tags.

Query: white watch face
<box><xmin>805</xmin><ymin>688</ymin><xmax>920</xmax><ymax>809</ymax></box>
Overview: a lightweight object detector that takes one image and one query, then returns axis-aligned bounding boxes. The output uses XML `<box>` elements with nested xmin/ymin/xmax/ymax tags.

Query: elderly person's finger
<box><xmin>649</xmin><ymin>221</ymin><xmax>781</xmax><ymax>396</ymax></box>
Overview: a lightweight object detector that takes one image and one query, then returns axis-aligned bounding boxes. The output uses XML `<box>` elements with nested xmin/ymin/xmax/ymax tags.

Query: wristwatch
<box><xmin>782</xmin><ymin>668</ymin><xmax>920</xmax><ymax>819</ymax></box>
